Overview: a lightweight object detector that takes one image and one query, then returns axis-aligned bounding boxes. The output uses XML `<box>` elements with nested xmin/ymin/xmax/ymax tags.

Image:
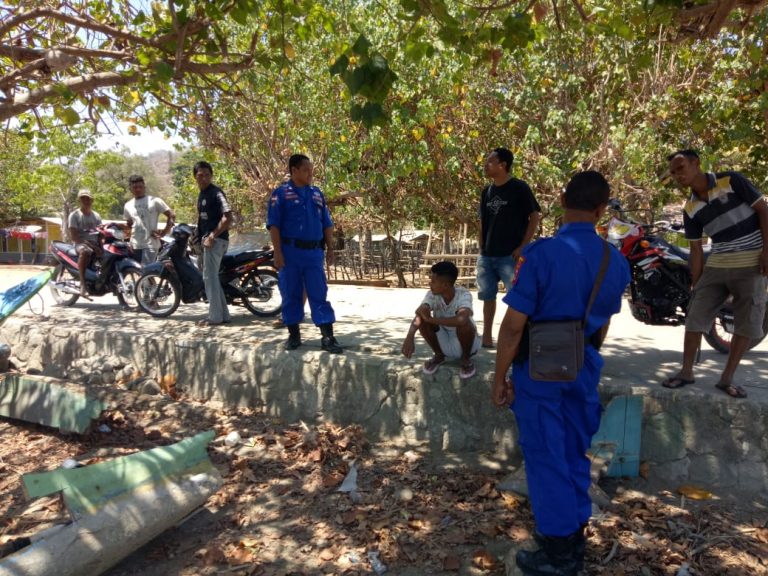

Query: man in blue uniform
<box><xmin>266</xmin><ymin>154</ymin><xmax>342</xmax><ymax>353</ymax></box>
<box><xmin>492</xmin><ymin>171</ymin><xmax>630</xmax><ymax>575</ymax></box>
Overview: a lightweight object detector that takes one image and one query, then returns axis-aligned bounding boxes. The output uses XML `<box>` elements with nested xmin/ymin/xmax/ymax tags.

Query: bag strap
<box><xmin>582</xmin><ymin>241</ymin><xmax>611</xmax><ymax>327</ymax></box>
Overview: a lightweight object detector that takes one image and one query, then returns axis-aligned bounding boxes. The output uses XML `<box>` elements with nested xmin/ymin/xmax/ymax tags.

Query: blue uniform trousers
<box><xmin>279</xmin><ymin>244</ymin><xmax>336</xmax><ymax>326</ymax></box>
<box><xmin>511</xmin><ymin>348</ymin><xmax>603</xmax><ymax>537</ymax></box>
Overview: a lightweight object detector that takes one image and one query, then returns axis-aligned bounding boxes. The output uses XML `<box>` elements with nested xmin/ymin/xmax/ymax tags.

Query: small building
<box><xmin>0</xmin><ymin>217</ymin><xmax>64</xmax><ymax>264</ymax></box>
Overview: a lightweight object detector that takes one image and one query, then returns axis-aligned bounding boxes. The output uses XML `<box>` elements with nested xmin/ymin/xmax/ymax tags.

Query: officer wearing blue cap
<box><xmin>492</xmin><ymin>171</ymin><xmax>630</xmax><ymax>575</ymax></box>
<box><xmin>266</xmin><ymin>154</ymin><xmax>342</xmax><ymax>353</ymax></box>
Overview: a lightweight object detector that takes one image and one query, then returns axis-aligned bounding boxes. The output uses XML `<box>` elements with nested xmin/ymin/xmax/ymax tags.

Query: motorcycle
<box><xmin>135</xmin><ymin>223</ymin><xmax>281</xmax><ymax>318</ymax></box>
<box><xmin>48</xmin><ymin>223</ymin><xmax>142</xmax><ymax>309</ymax></box>
<box><xmin>605</xmin><ymin>199</ymin><xmax>768</xmax><ymax>353</ymax></box>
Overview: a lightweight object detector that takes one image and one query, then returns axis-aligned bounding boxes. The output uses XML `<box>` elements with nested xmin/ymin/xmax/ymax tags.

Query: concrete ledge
<box><xmin>1</xmin><ymin>282</ymin><xmax>767</xmax><ymax>498</ymax></box>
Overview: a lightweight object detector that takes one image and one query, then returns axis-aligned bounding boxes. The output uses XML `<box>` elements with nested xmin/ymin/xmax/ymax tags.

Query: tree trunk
<box><xmin>385</xmin><ymin>224</ymin><xmax>406</xmax><ymax>287</ymax></box>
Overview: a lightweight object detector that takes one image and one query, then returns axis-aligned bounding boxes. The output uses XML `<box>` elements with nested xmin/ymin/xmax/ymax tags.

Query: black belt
<box><xmin>282</xmin><ymin>237</ymin><xmax>324</xmax><ymax>250</ymax></box>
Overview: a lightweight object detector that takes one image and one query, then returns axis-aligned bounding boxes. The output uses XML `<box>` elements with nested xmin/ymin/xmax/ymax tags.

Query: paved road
<box><xmin>2</xmin><ymin>264</ymin><xmax>767</xmax><ymax>403</ymax></box>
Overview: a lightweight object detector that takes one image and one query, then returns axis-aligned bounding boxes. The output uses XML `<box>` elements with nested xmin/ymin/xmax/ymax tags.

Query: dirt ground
<box><xmin>0</xmin><ymin>266</ymin><xmax>767</xmax><ymax>575</ymax></box>
<box><xmin>1</xmin><ymin>380</ymin><xmax>766</xmax><ymax>576</ymax></box>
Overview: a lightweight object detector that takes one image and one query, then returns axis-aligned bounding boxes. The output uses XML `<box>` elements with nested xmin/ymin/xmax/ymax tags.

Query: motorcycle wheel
<box><xmin>49</xmin><ymin>264</ymin><xmax>80</xmax><ymax>306</ymax></box>
<box><xmin>136</xmin><ymin>271</ymin><xmax>181</xmax><ymax>317</ymax></box>
<box><xmin>240</xmin><ymin>269</ymin><xmax>281</xmax><ymax>317</ymax></box>
<box><xmin>116</xmin><ymin>267</ymin><xmax>142</xmax><ymax>311</ymax></box>
<box><xmin>703</xmin><ymin>304</ymin><xmax>768</xmax><ymax>354</ymax></box>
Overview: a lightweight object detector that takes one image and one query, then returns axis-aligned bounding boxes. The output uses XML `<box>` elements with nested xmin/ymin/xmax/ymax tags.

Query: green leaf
<box><xmin>56</xmin><ymin>107</ymin><xmax>80</xmax><ymax>125</ymax></box>
<box><xmin>136</xmin><ymin>50</ymin><xmax>152</xmax><ymax>66</ymax></box>
<box><xmin>329</xmin><ymin>54</ymin><xmax>349</xmax><ymax>76</ymax></box>
<box><xmin>153</xmin><ymin>61</ymin><xmax>175</xmax><ymax>82</ymax></box>
<box><xmin>351</xmin><ymin>35</ymin><xmax>371</xmax><ymax>57</ymax></box>
<box><xmin>231</xmin><ymin>6</ymin><xmax>248</xmax><ymax>25</ymax></box>
<box><xmin>361</xmin><ymin>102</ymin><xmax>386</xmax><ymax>128</ymax></box>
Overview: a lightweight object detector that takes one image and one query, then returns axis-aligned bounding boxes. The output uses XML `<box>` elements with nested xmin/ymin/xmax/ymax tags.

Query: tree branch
<box><xmin>0</xmin><ymin>71</ymin><xmax>139</xmax><ymax>121</ymax></box>
<box><xmin>0</xmin><ymin>7</ymin><xmax>207</xmax><ymax>52</ymax></box>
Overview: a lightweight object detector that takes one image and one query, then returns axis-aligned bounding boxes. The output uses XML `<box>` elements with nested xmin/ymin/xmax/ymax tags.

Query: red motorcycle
<box><xmin>606</xmin><ymin>200</ymin><xmax>768</xmax><ymax>353</ymax></box>
<box><xmin>48</xmin><ymin>223</ymin><xmax>142</xmax><ymax>309</ymax></box>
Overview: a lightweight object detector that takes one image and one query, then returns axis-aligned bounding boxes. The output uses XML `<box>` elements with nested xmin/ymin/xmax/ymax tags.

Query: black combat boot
<box><xmin>285</xmin><ymin>324</ymin><xmax>302</xmax><ymax>350</ymax></box>
<box><xmin>516</xmin><ymin>529</ymin><xmax>584</xmax><ymax>576</ymax></box>
<box><xmin>533</xmin><ymin>524</ymin><xmax>586</xmax><ymax>572</ymax></box>
<box><xmin>319</xmin><ymin>323</ymin><xmax>343</xmax><ymax>354</ymax></box>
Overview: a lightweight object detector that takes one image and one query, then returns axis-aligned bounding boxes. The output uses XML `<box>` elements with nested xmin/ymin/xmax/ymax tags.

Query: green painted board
<box><xmin>591</xmin><ymin>395</ymin><xmax>643</xmax><ymax>477</ymax></box>
<box><xmin>23</xmin><ymin>430</ymin><xmax>216</xmax><ymax>514</ymax></box>
<box><xmin>0</xmin><ymin>374</ymin><xmax>108</xmax><ymax>434</ymax></box>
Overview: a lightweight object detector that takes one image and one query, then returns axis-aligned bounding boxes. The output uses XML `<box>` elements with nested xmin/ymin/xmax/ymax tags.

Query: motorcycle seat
<box><xmin>51</xmin><ymin>240</ymin><xmax>79</xmax><ymax>261</ymax></box>
<box><xmin>222</xmin><ymin>249</ymin><xmax>270</xmax><ymax>268</ymax></box>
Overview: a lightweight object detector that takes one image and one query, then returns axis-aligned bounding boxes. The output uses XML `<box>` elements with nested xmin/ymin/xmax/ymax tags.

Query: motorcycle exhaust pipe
<box><xmin>51</xmin><ymin>282</ymin><xmax>81</xmax><ymax>296</ymax></box>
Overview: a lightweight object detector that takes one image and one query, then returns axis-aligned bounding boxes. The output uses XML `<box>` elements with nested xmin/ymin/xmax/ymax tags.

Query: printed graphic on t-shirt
<box><xmin>486</xmin><ymin>195</ymin><xmax>508</xmax><ymax>215</ymax></box>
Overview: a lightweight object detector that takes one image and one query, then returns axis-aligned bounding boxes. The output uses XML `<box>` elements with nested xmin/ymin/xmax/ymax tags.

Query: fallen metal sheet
<box><xmin>23</xmin><ymin>430</ymin><xmax>216</xmax><ymax>515</ymax></box>
<box><xmin>0</xmin><ymin>374</ymin><xmax>108</xmax><ymax>434</ymax></box>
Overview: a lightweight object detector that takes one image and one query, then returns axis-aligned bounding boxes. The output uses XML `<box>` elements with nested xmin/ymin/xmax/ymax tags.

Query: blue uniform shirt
<box><xmin>503</xmin><ymin>222</ymin><xmax>630</xmax><ymax>338</ymax></box>
<box><xmin>266</xmin><ymin>180</ymin><xmax>333</xmax><ymax>241</ymax></box>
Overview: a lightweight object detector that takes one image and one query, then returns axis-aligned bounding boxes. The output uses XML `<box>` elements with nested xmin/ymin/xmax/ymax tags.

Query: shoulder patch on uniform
<box><xmin>512</xmin><ymin>256</ymin><xmax>526</xmax><ymax>285</ymax></box>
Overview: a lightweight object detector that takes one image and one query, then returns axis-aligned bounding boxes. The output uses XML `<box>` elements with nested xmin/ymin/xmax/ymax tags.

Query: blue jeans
<box><xmin>476</xmin><ymin>254</ymin><xmax>517</xmax><ymax>300</ymax></box>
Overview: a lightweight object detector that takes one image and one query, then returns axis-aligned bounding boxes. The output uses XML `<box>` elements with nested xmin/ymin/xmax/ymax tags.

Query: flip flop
<box><xmin>715</xmin><ymin>382</ymin><xmax>748</xmax><ymax>398</ymax></box>
<box><xmin>423</xmin><ymin>356</ymin><xmax>446</xmax><ymax>375</ymax></box>
<box><xmin>661</xmin><ymin>375</ymin><xmax>695</xmax><ymax>389</ymax></box>
<box><xmin>460</xmin><ymin>361</ymin><xmax>477</xmax><ymax>379</ymax></box>
<box><xmin>481</xmin><ymin>342</ymin><xmax>496</xmax><ymax>349</ymax></box>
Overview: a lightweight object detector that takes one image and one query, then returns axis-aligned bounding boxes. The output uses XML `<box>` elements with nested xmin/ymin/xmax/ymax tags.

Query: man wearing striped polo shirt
<box><xmin>661</xmin><ymin>149</ymin><xmax>768</xmax><ymax>398</ymax></box>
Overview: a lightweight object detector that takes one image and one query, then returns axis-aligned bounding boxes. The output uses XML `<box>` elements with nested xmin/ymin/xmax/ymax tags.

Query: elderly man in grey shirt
<box><xmin>68</xmin><ymin>189</ymin><xmax>102</xmax><ymax>297</ymax></box>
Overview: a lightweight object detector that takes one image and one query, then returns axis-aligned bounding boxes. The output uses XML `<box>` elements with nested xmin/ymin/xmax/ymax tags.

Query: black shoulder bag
<box><xmin>527</xmin><ymin>242</ymin><xmax>611</xmax><ymax>382</ymax></box>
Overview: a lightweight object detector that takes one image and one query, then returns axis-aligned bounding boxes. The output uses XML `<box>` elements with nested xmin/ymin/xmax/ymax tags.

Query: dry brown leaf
<box><xmin>340</xmin><ymin>511</ymin><xmax>357</xmax><ymax>525</ymax></box>
<box><xmin>408</xmin><ymin>518</ymin><xmax>428</xmax><ymax>530</ymax></box>
<box><xmin>319</xmin><ymin>548</ymin><xmax>335</xmax><ymax>561</ymax></box>
<box><xmin>226</xmin><ymin>545</ymin><xmax>254</xmax><ymax>564</ymax></box>
<box><xmin>677</xmin><ymin>484</ymin><xmax>714</xmax><ymax>500</ymax></box>
<box><xmin>443</xmin><ymin>554</ymin><xmax>461</xmax><ymax>571</ymax></box>
<box><xmin>322</xmin><ymin>470</ymin><xmax>345</xmax><ymax>488</ymax></box>
<box><xmin>472</xmin><ymin>549</ymin><xmax>496</xmax><ymax>570</ymax></box>
<box><xmin>196</xmin><ymin>545</ymin><xmax>226</xmax><ymax>566</ymax></box>
<box><xmin>240</xmin><ymin>537</ymin><xmax>260</xmax><ymax>548</ymax></box>
<box><xmin>506</xmin><ymin>525</ymin><xmax>532</xmax><ymax>541</ymax></box>
<box><xmin>474</xmin><ymin>482</ymin><xmax>493</xmax><ymax>498</ymax></box>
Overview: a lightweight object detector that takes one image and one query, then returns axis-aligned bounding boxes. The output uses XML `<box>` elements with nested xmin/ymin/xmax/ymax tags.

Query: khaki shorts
<box><xmin>686</xmin><ymin>265</ymin><xmax>767</xmax><ymax>339</ymax></box>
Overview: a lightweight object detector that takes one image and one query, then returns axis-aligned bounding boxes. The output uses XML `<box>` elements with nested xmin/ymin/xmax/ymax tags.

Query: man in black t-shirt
<box><xmin>194</xmin><ymin>160</ymin><xmax>233</xmax><ymax>326</ymax></box>
<box><xmin>477</xmin><ymin>147</ymin><xmax>541</xmax><ymax>348</ymax></box>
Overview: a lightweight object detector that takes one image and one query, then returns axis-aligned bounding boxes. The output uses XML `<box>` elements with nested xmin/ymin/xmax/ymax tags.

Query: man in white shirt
<box><xmin>401</xmin><ymin>261</ymin><xmax>481</xmax><ymax>379</ymax></box>
<box><xmin>123</xmin><ymin>175</ymin><xmax>175</xmax><ymax>264</ymax></box>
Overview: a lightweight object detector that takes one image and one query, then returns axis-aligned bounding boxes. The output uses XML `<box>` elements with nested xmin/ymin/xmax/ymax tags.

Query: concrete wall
<box><xmin>2</xmin><ymin>317</ymin><xmax>767</xmax><ymax>496</ymax></box>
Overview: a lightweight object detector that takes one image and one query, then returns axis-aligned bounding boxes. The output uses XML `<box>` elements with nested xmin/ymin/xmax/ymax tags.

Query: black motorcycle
<box><xmin>606</xmin><ymin>200</ymin><xmax>768</xmax><ymax>353</ymax></box>
<box><xmin>135</xmin><ymin>223</ymin><xmax>281</xmax><ymax>318</ymax></box>
<box><xmin>48</xmin><ymin>223</ymin><xmax>142</xmax><ymax>309</ymax></box>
